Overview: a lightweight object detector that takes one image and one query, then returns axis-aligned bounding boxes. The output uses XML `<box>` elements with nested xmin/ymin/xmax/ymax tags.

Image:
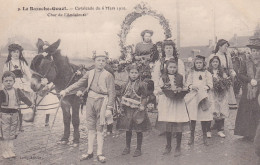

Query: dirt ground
<box><xmin>0</xmin><ymin>109</ymin><xmax>258</xmax><ymax>165</ymax></box>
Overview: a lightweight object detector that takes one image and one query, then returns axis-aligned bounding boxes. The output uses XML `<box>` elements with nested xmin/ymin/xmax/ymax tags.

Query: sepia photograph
<box><xmin>0</xmin><ymin>0</ymin><xmax>260</xmax><ymax>164</ymax></box>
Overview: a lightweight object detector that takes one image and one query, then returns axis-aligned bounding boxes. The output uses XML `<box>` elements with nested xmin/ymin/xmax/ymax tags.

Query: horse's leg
<box><xmin>45</xmin><ymin>114</ymin><xmax>50</xmax><ymax>126</ymax></box>
<box><xmin>71</xmin><ymin>96</ymin><xmax>81</xmax><ymax>144</ymax></box>
<box><xmin>18</xmin><ymin>110</ymin><xmax>23</xmax><ymax>132</ymax></box>
<box><xmin>60</xmin><ymin>97</ymin><xmax>72</xmax><ymax>142</ymax></box>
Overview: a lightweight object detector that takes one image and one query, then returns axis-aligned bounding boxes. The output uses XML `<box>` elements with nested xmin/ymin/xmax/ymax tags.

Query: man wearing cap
<box><xmin>60</xmin><ymin>50</ymin><xmax>115</xmax><ymax>163</ymax></box>
<box><xmin>234</xmin><ymin>29</ymin><xmax>260</xmax><ymax>143</ymax></box>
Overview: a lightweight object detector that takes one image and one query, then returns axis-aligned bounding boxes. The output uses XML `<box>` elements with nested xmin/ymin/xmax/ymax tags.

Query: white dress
<box><xmin>209</xmin><ymin>70</ymin><xmax>229</xmax><ymax>118</ymax></box>
<box><xmin>157</xmin><ymin>75</ymin><xmax>189</xmax><ymax>122</ymax></box>
<box><xmin>33</xmin><ymin>83</ymin><xmax>60</xmax><ymax>115</ymax></box>
<box><xmin>207</xmin><ymin>52</ymin><xmax>237</xmax><ymax>109</ymax></box>
<box><xmin>185</xmin><ymin>70</ymin><xmax>213</xmax><ymax>121</ymax></box>
<box><xmin>3</xmin><ymin>60</ymin><xmax>32</xmax><ymax>93</ymax></box>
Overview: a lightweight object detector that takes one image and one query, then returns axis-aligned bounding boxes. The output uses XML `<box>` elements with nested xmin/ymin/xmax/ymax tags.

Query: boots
<box><xmin>174</xmin><ymin>132</ymin><xmax>182</xmax><ymax>157</ymax></box>
<box><xmin>122</xmin><ymin>131</ymin><xmax>132</xmax><ymax>155</ymax></box>
<box><xmin>133</xmin><ymin>132</ymin><xmax>142</xmax><ymax>157</ymax></box>
<box><xmin>188</xmin><ymin>120</ymin><xmax>196</xmax><ymax>145</ymax></box>
<box><xmin>188</xmin><ymin>131</ymin><xmax>195</xmax><ymax>145</ymax></box>
<box><xmin>163</xmin><ymin>132</ymin><xmax>172</xmax><ymax>155</ymax></box>
<box><xmin>201</xmin><ymin>121</ymin><xmax>209</xmax><ymax>146</ymax></box>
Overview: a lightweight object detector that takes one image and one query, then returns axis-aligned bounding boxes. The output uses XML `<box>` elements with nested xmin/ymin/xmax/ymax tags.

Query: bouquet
<box><xmin>213</xmin><ymin>77</ymin><xmax>232</xmax><ymax>96</ymax></box>
<box><xmin>161</xmin><ymin>86</ymin><xmax>189</xmax><ymax>100</ymax></box>
<box><xmin>213</xmin><ymin>112</ymin><xmax>225</xmax><ymax>120</ymax></box>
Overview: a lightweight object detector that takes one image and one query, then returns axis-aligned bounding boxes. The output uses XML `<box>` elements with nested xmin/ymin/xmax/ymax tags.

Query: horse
<box><xmin>30</xmin><ymin>39</ymin><xmax>89</xmax><ymax>146</ymax></box>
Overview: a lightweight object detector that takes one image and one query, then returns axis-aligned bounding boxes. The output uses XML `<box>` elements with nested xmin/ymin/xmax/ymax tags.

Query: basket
<box><xmin>161</xmin><ymin>88</ymin><xmax>189</xmax><ymax>100</ymax></box>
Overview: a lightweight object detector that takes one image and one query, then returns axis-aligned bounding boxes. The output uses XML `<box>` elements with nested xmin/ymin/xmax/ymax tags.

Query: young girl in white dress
<box><xmin>185</xmin><ymin>55</ymin><xmax>213</xmax><ymax>146</ymax></box>
<box><xmin>157</xmin><ymin>59</ymin><xmax>189</xmax><ymax>157</ymax></box>
<box><xmin>207</xmin><ymin>56</ymin><xmax>230</xmax><ymax>138</ymax></box>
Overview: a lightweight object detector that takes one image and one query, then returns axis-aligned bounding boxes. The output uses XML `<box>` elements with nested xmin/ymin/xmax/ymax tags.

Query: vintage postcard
<box><xmin>0</xmin><ymin>0</ymin><xmax>260</xmax><ymax>164</ymax></box>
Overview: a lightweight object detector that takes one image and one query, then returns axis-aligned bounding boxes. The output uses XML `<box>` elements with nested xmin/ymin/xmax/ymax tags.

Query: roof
<box><xmin>228</xmin><ymin>35</ymin><xmax>250</xmax><ymax>48</ymax></box>
<box><xmin>179</xmin><ymin>45</ymin><xmax>214</xmax><ymax>59</ymax></box>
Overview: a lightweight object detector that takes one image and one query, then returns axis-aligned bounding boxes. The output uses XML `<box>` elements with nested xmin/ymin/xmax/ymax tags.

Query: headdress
<box><xmin>126</xmin><ymin>63</ymin><xmax>140</xmax><ymax>72</ymax></box>
<box><xmin>214</xmin><ymin>39</ymin><xmax>230</xmax><ymax>53</ymax></box>
<box><xmin>92</xmin><ymin>50</ymin><xmax>109</xmax><ymax>59</ymax></box>
<box><xmin>8</xmin><ymin>44</ymin><xmax>23</xmax><ymax>52</ymax></box>
<box><xmin>141</xmin><ymin>29</ymin><xmax>153</xmax><ymax>37</ymax></box>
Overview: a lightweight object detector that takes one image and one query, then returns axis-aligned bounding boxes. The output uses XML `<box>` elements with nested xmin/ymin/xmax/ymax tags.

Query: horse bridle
<box><xmin>32</xmin><ymin>59</ymin><xmax>57</xmax><ymax>81</ymax></box>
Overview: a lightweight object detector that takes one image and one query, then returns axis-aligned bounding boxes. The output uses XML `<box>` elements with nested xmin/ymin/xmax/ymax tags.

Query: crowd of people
<box><xmin>0</xmin><ymin>29</ymin><xmax>260</xmax><ymax>163</ymax></box>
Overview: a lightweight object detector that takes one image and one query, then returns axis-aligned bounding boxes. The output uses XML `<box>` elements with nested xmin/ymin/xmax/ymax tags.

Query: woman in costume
<box><xmin>234</xmin><ymin>32</ymin><xmax>260</xmax><ymax>141</ymax></box>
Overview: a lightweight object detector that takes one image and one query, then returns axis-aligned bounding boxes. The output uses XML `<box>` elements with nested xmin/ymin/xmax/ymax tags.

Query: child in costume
<box><xmin>0</xmin><ymin>71</ymin><xmax>32</xmax><ymax>158</ymax></box>
<box><xmin>117</xmin><ymin>63</ymin><xmax>152</xmax><ymax>157</ymax></box>
<box><xmin>3</xmin><ymin>44</ymin><xmax>33</xmax><ymax>131</ymax></box>
<box><xmin>60</xmin><ymin>50</ymin><xmax>115</xmax><ymax>163</ymax></box>
<box><xmin>156</xmin><ymin>59</ymin><xmax>189</xmax><ymax>156</ymax></box>
<box><xmin>207</xmin><ymin>56</ymin><xmax>231</xmax><ymax>138</ymax></box>
<box><xmin>185</xmin><ymin>55</ymin><xmax>213</xmax><ymax>146</ymax></box>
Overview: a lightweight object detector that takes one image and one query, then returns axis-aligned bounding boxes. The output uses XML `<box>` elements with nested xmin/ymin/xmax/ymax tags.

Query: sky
<box><xmin>0</xmin><ymin>0</ymin><xmax>259</xmax><ymax>59</ymax></box>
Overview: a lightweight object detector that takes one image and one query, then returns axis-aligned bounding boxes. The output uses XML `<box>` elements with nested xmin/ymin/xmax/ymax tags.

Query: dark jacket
<box><xmin>0</xmin><ymin>88</ymin><xmax>32</xmax><ymax>109</ymax></box>
<box><xmin>121</xmin><ymin>78</ymin><xmax>154</xmax><ymax>107</ymax></box>
<box><xmin>161</xmin><ymin>73</ymin><xmax>183</xmax><ymax>88</ymax></box>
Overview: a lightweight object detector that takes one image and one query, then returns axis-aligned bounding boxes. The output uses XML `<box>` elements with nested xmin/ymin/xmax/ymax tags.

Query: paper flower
<box><xmin>41</xmin><ymin>78</ymin><xmax>48</xmax><ymax>86</ymax></box>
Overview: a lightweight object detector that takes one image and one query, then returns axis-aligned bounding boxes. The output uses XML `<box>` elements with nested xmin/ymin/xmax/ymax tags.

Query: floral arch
<box><xmin>118</xmin><ymin>2</ymin><xmax>172</xmax><ymax>55</ymax></box>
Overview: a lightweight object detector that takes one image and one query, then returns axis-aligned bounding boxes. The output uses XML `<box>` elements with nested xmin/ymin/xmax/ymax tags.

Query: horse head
<box><xmin>30</xmin><ymin>54</ymin><xmax>58</xmax><ymax>92</ymax></box>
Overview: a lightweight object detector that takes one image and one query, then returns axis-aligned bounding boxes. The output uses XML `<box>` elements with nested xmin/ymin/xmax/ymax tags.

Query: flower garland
<box><xmin>118</xmin><ymin>2</ymin><xmax>172</xmax><ymax>57</ymax></box>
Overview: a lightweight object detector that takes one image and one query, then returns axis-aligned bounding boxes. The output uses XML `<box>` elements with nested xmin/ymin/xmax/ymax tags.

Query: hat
<box><xmin>141</xmin><ymin>30</ymin><xmax>153</xmax><ymax>37</ymax></box>
<box><xmin>247</xmin><ymin>27</ymin><xmax>260</xmax><ymax>49</ymax></box>
<box><xmin>155</xmin><ymin>41</ymin><xmax>163</xmax><ymax>47</ymax></box>
<box><xmin>195</xmin><ymin>55</ymin><xmax>206</xmax><ymax>61</ymax></box>
<box><xmin>8</xmin><ymin>44</ymin><xmax>23</xmax><ymax>52</ymax></box>
<box><xmin>126</xmin><ymin>63</ymin><xmax>140</xmax><ymax>72</ymax></box>
<box><xmin>214</xmin><ymin>39</ymin><xmax>230</xmax><ymax>53</ymax></box>
<box><xmin>163</xmin><ymin>39</ymin><xmax>176</xmax><ymax>47</ymax></box>
<box><xmin>92</xmin><ymin>50</ymin><xmax>109</xmax><ymax>59</ymax></box>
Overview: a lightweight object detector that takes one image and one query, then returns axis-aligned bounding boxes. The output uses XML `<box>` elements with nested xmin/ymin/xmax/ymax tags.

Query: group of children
<box><xmin>0</xmin><ymin>44</ymin><xmax>55</xmax><ymax>159</ymax></box>
<box><xmin>114</xmin><ymin>52</ymin><xmax>232</xmax><ymax>158</ymax></box>
<box><xmin>0</xmin><ymin>40</ymin><xmax>233</xmax><ymax>161</ymax></box>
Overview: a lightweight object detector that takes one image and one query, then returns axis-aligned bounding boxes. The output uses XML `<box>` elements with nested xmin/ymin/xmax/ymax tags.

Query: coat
<box><xmin>234</xmin><ymin>58</ymin><xmax>260</xmax><ymax>138</ymax></box>
<box><xmin>65</xmin><ymin>68</ymin><xmax>116</xmax><ymax>110</ymax></box>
